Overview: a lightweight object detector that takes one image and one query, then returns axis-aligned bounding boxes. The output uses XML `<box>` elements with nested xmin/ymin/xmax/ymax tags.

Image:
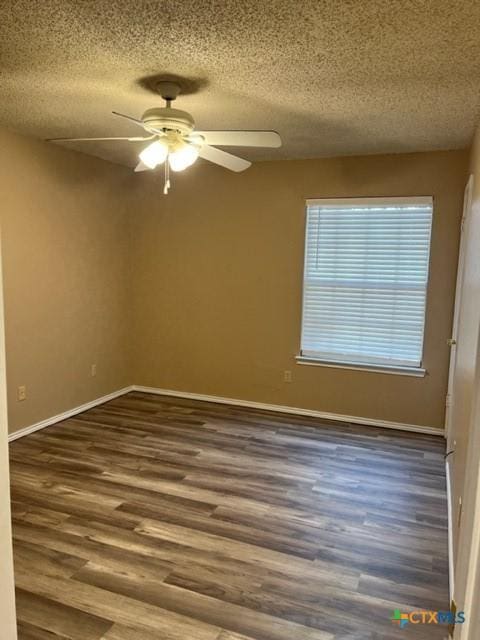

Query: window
<box><xmin>299</xmin><ymin>197</ymin><xmax>433</xmax><ymax>373</ymax></box>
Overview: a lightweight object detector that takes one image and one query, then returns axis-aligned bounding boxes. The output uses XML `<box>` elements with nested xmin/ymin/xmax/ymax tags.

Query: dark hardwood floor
<box><xmin>9</xmin><ymin>391</ymin><xmax>449</xmax><ymax>639</ymax></box>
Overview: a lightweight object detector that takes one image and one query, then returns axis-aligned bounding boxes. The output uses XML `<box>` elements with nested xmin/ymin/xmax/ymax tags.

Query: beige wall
<box><xmin>0</xmin><ymin>136</ymin><xmax>467</xmax><ymax>436</ymax></box>
<box><xmin>0</xmin><ymin>128</ymin><xmax>132</xmax><ymax>434</ymax></box>
<box><xmin>130</xmin><ymin>149</ymin><xmax>468</xmax><ymax>430</ymax></box>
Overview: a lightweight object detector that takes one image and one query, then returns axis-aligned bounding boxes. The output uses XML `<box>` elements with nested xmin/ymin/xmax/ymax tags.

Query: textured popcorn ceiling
<box><xmin>1</xmin><ymin>1</ymin><xmax>480</xmax><ymax>167</ymax></box>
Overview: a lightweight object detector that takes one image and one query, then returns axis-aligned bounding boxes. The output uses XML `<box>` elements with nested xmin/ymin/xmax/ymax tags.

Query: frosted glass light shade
<box><xmin>169</xmin><ymin>144</ymin><xmax>199</xmax><ymax>172</ymax></box>
<box><xmin>139</xmin><ymin>139</ymin><xmax>169</xmax><ymax>169</ymax></box>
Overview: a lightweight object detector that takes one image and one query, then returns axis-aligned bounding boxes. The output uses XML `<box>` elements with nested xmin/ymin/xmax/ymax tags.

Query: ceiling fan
<box><xmin>48</xmin><ymin>81</ymin><xmax>282</xmax><ymax>193</ymax></box>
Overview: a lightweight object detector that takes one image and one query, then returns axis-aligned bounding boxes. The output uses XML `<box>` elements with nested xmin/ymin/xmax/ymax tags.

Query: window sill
<box><xmin>295</xmin><ymin>356</ymin><xmax>426</xmax><ymax>378</ymax></box>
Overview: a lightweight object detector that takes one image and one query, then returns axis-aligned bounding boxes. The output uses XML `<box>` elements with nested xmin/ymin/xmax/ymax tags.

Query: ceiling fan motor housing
<box><xmin>142</xmin><ymin>108</ymin><xmax>195</xmax><ymax>135</ymax></box>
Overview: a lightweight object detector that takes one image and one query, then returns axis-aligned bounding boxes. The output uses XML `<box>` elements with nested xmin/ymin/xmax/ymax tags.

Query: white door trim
<box><xmin>0</xmin><ymin>229</ymin><xmax>17</xmax><ymax>639</ymax></box>
<box><xmin>455</xmin><ymin>318</ymin><xmax>480</xmax><ymax>639</ymax></box>
<box><xmin>446</xmin><ymin>175</ymin><xmax>474</xmax><ymax>445</ymax></box>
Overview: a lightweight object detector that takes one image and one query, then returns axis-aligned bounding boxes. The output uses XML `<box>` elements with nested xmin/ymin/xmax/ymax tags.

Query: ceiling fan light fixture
<box><xmin>168</xmin><ymin>142</ymin><xmax>199</xmax><ymax>172</ymax></box>
<box><xmin>139</xmin><ymin>139</ymin><xmax>168</xmax><ymax>169</ymax></box>
<box><xmin>49</xmin><ymin>85</ymin><xmax>281</xmax><ymax>192</ymax></box>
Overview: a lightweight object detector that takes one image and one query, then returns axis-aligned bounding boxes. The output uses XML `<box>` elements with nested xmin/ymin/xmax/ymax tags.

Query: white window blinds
<box><xmin>300</xmin><ymin>197</ymin><xmax>433</xmax><ymax>369</ymax></box>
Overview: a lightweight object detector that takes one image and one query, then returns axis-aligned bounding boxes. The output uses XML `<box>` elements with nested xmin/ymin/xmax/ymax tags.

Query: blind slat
<box><xmin>301</xmin><ymin>198</ymin><xmax>433</xmax><ymax>368</ymax></box>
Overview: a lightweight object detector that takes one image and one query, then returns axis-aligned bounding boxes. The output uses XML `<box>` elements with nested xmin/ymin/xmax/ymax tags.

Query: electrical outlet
<box><xmin>17</xmin><ymin>385</ymin><xmax>26</xmax><ymax>401</ymax></box>
<box><xmin>284</xmin><ymin>370</ymin><xmax>292</xmax><ymax>383</ymax></box>
<box><xmin>91</xmin><ymin>364</ymin><xmax>97</xmax><ymax>377</ymax></box>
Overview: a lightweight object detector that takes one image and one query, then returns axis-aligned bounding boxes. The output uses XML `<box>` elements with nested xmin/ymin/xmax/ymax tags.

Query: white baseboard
<box><xmin>8</xmin><ymin>383</ymin><xmax>443</xmax><ymax>442</ymax></box>
<box><xmin>8</xmin><ymin>386</ymin><xmax>134</xmax><ymax>442</ymax></box>
<box><xmin>132</xmin><ymin>385</ymin><xmax>444</xmax><ymax>436</ymax></box>
<box><xmin>446</xmin><ymin>458</ymin><xmax>455</xmax><ymax>601</ymax></box>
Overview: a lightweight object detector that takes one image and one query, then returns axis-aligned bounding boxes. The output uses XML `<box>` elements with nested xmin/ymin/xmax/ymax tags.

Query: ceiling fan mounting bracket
<box><xmin>155</xmin><ymin>81</ymin><xmax>182</xmax><ymax>102</ymax></box>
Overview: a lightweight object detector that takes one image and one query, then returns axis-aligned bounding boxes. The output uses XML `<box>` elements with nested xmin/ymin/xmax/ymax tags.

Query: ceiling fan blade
<box><xmin>198</xmin><ymin>145</ymin><xmax>251</xmax><ymax>172</ymax></box>
<box><xmin>46</xmin><ymin>135</ymin><xmax>153</xmax><ymax>142</ymax></box>
<box><xmin>195</xmin><ymin>130</ymin><xmax>281</xmax><ymax>148</ymax></box>
<box><xmin>112</xmin><ymin>111</ymin><xmax>146</xmax><ymax>128</ymax></box>
<box><xmin>113</xmin><ymin>110</ymin><xmax>166</xmax><ymax>136</ymax></box>
<box><xmin>134</xmin><ymin>160</ymin><xmax>151</xmax><ymax>172</ymax></box>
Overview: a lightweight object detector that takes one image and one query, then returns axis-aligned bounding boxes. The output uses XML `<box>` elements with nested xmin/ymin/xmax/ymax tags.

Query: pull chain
<box><xmin>163</xmin><ymin>156</ymin><xmax>171</xmax><ymax>195</ymax></box>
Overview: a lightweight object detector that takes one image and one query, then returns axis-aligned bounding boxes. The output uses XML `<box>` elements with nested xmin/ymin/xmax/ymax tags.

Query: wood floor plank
<box><xmin>10</xmin><ymin>391</ymin><xmax>449</xmax><ymax>639</ymax></box>
<box><xmin>11</xmin><ymin>520</ymin><xmax>174</xmax><ymax>584</ymax></box>
<box><xmin>216</xmin><ymin>633</ymin><xmax>257</xmax><ymax>640</ymax></box>
<box><xmin>99</xmin><ymin>624</ymin><xmax>215</xmax><ymax>640</ymax></box>
<box><xmin>13</xmin><ymin>539</ymin><xmax>87</xmax><ymax>580</ymax></box>
<box><xmin>16</xmin><ymin>621</ymin><xmax>70</xmax><ymax>640</ymax></box>
<box><xmin>15</xmin><ymin>588</ymin><xmax>113</xmax><ymax>640</ymax></box>
<box><xmin>72</xmin><ymin>562</ymin><xmax>334</xmax><ymax>640</ymax></box>
<box><xmin>14</xmin><ymin>567</ymin><xmax>221</xmax><ymax>640</ymax></box>
<box><xmin>134</xmin><ymin>518</ymin><xmax>360</xmax><ymax>586</ymax></box>
<box><xmin>118</xmin><ymin>499</ymin><xmax>321</xmax><ymax>559</ymax></box>
<box><xmin>39</xmin><ymin>514</ymin><xmax>358</xmax><ymax>592</ymax></box>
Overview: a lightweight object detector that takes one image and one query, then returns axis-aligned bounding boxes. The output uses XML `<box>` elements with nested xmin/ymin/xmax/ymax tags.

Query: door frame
<box><xmin>455</xmin><ymin>320</ymin><xmax>480</xmax><ymax>639</ymax></box>
<box><xmin>0</xmin><ymin>230</ymin><xmax>17</xmax><ymax>638</ymax></box>
<box><xmin>446</xmin><ymin>174</ymin><xmax>474</xmax><ymax>447</ymax></box>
